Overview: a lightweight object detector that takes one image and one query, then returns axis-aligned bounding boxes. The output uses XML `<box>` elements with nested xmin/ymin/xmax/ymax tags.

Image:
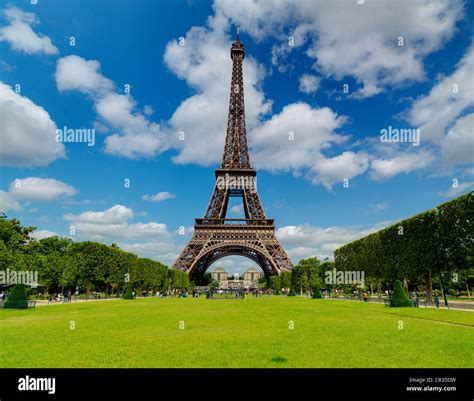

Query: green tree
<box><xmin>269</xmin><ymin>275</ymin><xmax>281</xmax><ymax>294</ymax></box>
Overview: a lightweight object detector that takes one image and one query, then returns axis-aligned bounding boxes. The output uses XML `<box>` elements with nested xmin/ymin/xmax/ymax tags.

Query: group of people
<box><xmin>49</xmin><ymin>290</ymin><xmax>73</xmax><ymax>303</ymax></box>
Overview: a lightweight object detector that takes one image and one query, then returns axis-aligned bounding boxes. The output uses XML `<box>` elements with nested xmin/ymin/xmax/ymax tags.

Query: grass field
<box><xmin>1</xmin><ymin>297</ymin><xmax>473</xmax><ymax>368</ymax></box>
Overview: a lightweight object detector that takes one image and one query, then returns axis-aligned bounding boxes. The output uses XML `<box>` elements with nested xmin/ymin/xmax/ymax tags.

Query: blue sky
<box><xmin>0</xmin><ymin>0</ymin><xmax>473</xmax><ymax>274</ymax></box>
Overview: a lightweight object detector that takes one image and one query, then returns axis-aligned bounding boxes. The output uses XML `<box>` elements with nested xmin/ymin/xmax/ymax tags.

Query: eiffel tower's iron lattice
<box><xmin>173</xmin><ymin>29</ymin><xmax>293</xmax><ymax>282</ymax></box>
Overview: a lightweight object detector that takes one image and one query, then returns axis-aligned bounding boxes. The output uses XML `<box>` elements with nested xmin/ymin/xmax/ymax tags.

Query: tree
<box><xmin>0</xmin><ymin>214</ymin><xmax>35</xmax><ymax>252</ymax></box>
<box><xmin>269</xmin><ymin>275</ymin><xmax>281</xmax><ymax>294</ymax></box>
<box><xmin>334</xmin><ymin>192</ymin><xmax>474</xmax><ymax>303</ymax></box>
<box><xmin>280</xmin><ymin>271</ymin><xmax>292</xmax><ymax>291</ymax></box>
<box><xmin>292</xmin><ymin>257</ymin><xmax>321</xmax><ymax>294</ymax></box>
<box><xmin>168</xmin><ymin>269</ymin><xmax>190</xmax><ymax>291</ymax></box>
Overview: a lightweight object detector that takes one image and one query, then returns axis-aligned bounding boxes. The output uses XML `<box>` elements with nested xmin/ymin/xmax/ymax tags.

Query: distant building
<box><xmin>210</xmin><ymin>266</ymin><xmax>264</xmax><ymax>289</ymax></box>
<box><xmin>211</xmin><ymin>267</ymin><xmax>228</xmax><ymax>282</ymax></box>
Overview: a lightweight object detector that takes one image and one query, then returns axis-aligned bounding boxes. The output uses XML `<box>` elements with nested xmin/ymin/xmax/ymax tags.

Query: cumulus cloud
<box><xmin>216</xmin><ymin>0</ymin><xmax>463</xmax><ymax>97</ymax></box>
<box><xmin>0</xmin><ymin>6</ymin><xmax>58</xmax><ymax>55</ymax></box>
<box><xmin>142</xmin><ymin>192</ymin><xmax>176</xmax><ymax>202</ymax></box>
<box><xmin>0</xmin><ymin>83</ymin><xmax>65</xmax><ymax>167</ymax></box>
<box><xmin>276</xmin><ymin>222</ymin><xmax>387</xmax><ymax>262</ymax></box>
<box><xmin>96</xmin><ymin>93</ymin><xmax>167</xmax><ymax>158</ymax></box>
<box><xmin>298</xmin><ymin>74</ymin><xmax>320</xmax><ymax>94</ymax></box>
<box><xmin>311</xmin><ymin>151</ymin><xmax>370</xmax><ymax>188</ymax></box>
<box><xmin>9</xmin><ymin>178</ymin><xmax>77</xmax><ymax>202</ymax></box>
<box><xmin>55</xmin><ymin>55</ymin><xmax>168</xmax><ymax>159</ymax></box>
<box><xmin>251</xmin><ymin>103</ymin><xmax>347</xmax><ymax>170</ymax></box>
<box><xmin>370</xmin><ymin>150</ymin><xmax>434</xmax><ymax>181</ymax></box>
<box><xmin>162</xmin><ymin>6</ymin><xmax>375</xmax><ymax>189</ymax></box>
<box><xmin>63</xmin><ymin>204</ymin><xmax>171</xmax><ymax>241</ymax></box>
<box><xmin>118</xmin><ymin>241</ymin><xmax>178</xmax><ymax>266</ymax></box>
<box><xmin>407</xmin><ymin>46</ymin><xmax>474</xmax><ymax>145</ymax></box>
<box><xmin>0</xmin><ymin>190</ymin><xmax>21</xmax><ymax>212</ymax></box>
<box><xmin>441</xmin><ymin>113</ymin><xmax>474</xmax><ymax>166</ymax></box>
<box><xmin>64</xmin><ymin>204</ymin><xmax>133</xmax><ymax>224</ymax></box>
<box><xmin>55</xmin><ymin>55</ymin><xmax>113</xmax><ymax>95</ymax></box>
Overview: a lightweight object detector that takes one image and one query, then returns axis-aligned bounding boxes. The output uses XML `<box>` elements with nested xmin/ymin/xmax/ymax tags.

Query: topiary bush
<box><xmin>311</xmin><ymin>285</ymin><xmax>322</xmax><ymax>299</ymax></box>
<box><xmin>390</xmin><ymin>280</ymin><xmax>412</xmax><ymax>307</ymax></box>
<box><xmin>123</xmin><ymin>285</ymin><xmax>135</xmax><ymax>300</ymax></box>
<box><xmin>4</xmin><ymin>284</ymin><xmax>28</xmax><ymax>309</ymax></box>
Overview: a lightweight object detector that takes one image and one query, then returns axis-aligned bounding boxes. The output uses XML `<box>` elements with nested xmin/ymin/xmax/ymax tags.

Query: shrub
<box><xmin>4</xmin><ymin>284</ymin><xmax>28</xmax><ymax>309</ymax></box>
<box><xmin>311</xmin><ymin>285</ymin><xmax>322</xmax><ymax>299</ymax></box>
<box><xmin>287</xmin><ymin>289</ymin><xmax>297</xmax><ymax>296</ymax></box>
<box><xmin>390</xmin><ymin>280</ymin><xmax>412</xmax><ymax>307</ymax></box>
<box><xmin>123</xmin><ymin>286</ymin><xmax>135</xmax><ymax>300</ymax></box>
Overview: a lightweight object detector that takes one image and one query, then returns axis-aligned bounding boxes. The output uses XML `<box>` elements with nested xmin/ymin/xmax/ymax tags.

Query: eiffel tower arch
<box><xmin>173</xmin><ymin>28</ymin><xmax>293</xmax><ymax>283</ymax></box>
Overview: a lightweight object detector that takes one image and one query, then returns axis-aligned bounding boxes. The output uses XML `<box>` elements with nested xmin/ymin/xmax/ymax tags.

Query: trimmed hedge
<box><xmin>123</xmin><ymin>286</ymin><xmax>135</xmax><ymax>300</ymax></box>
<box><xmin>311</xmin><ymin>285</ymin><xmax>322</xmax><ymax>299</ymax></box>
<box><xmin>4</xmin><ymin>284</ymin><xmax>28</xmax><ymax>309</ymax></box>
<box><xmin>390</xmin><ymin>280</ymin><xmax>413</xmax><ymax>307</ymax></box>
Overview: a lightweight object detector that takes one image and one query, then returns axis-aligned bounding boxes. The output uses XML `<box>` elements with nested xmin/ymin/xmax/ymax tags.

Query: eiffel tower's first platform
<box><xmin>173</xmin><ymin>29</ymin><xmax>293</xmax><ymax>283</ymax></box>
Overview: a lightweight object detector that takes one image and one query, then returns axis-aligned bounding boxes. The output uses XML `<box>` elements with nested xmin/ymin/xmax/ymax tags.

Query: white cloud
<box><xmin>142</xmin><ymin>192</ymin><xmax>176</xmax><ymax>202</ymax></box>
<box><xmin>0</xmin><ymin>190</ymin><xmax>21</xmax><ymax>212</ymax></box>
<box><xmin>0</xmin><ymin>6</ymin><xmax>58</xmax><ymax>55</ymax></box>
<box><xmin>55</xmin><ymin>56</ymin><xmax>168</xmax><ymax>159</ymax></box>
<box><xmin>63</xmin><ymin>204</ymin><xmax>171</xmax><ymax>241</ymax></box>
<box><xmin>143</xmin><ymin>105</ymin><xmax>154</xmax><ymax>116</ymax></box>
<box><xmin>9</xmin><ymin>178</ymin><xmax>77</xmax><ymax>202</ymax></box>
<box><xmin>441</xmin><ymin>113</ymin><xmax>474</xmax><ymax>166</ymax></box>
<box><xmin>55</xmin><ymin>55</ymin><xmax>113</xmax><ymax>95</ymax></box>
<box><xmin>439</xmin><ymin>181</ymin><xmax>474</xmax><ymax>198</ymax></box>
<box><xmin>229</xmin><ymin>204</ymin><xmax>244</xmax><ymax>214</ymax></box>
<box><xmin>276</xmin><ymin>222</ymin><xmax>386</xmax><ymax>262</ymax></box>
<box><xmin>408</xmin><ymin>46</ymin><xmax>474</xmax><ymax>145</ymax></box>
<box><xmin>163</xmin><ymin>9</ymin><xmax>370</xmax><ymax>189</ymax></box>
<box><xmin>217</xmin><ymin>0</ymin><xmax>463</xmax><ymax>97</ymax></box>
<box><xmin>251</xmin><ymin>102</ymin><xmax>349</xmax><ymax>172</ymax></box>
<box><xmin>96</xmin><ymin>93</ymin><xmax>167</xmax><ymax>158</ymax></box>
<box><xmin>311</xmin><ymin>151</ymin><xmax>370</xmax><ymax>188</ymax></box>
<box><xmin>30</xmin><ymin>230</ymin><xmax>60</xmax><ymax>240</ymax></box>
<box><xmin>118</xmin><ymin>241</ymin><xmax>178</xmax><ymax>266</ymax></box>
<box><xmin>370</xmin><ymin>150</ymin><xmax>434</xmax><ymax>181</ymax></box>
<box><xmin>298</xmin><ymin>74</ymin><xmax>320</xmax><ymax>94</ymax></box>
<box><xmin>0</xmin><ymin>82</ymin><xmax>65</xmax><ymax>167</ymax></box>
<box><xmin>64</xmin><ymin>204</ymin><xmax>133</xmax><ymax>224</ymax></box>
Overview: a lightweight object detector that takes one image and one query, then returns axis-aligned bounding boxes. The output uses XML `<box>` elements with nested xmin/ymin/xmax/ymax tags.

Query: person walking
<box><xmin>434</xmin><ymin>292</ymin><xmax>440</xmax><ymax>309</ymax></box>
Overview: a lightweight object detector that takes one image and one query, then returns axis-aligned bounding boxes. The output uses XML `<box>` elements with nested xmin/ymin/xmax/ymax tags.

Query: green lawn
<box><xmin>1</xmin><ymin>297</ymin><xmax>473</xmax><ymax>368</ymax></box>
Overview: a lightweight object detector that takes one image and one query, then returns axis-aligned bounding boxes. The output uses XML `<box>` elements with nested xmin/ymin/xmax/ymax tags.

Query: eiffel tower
<box><xmin>173</xmin><ymin>28</ymin><xmax>293</xmax><ymax>283</ymax></box>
